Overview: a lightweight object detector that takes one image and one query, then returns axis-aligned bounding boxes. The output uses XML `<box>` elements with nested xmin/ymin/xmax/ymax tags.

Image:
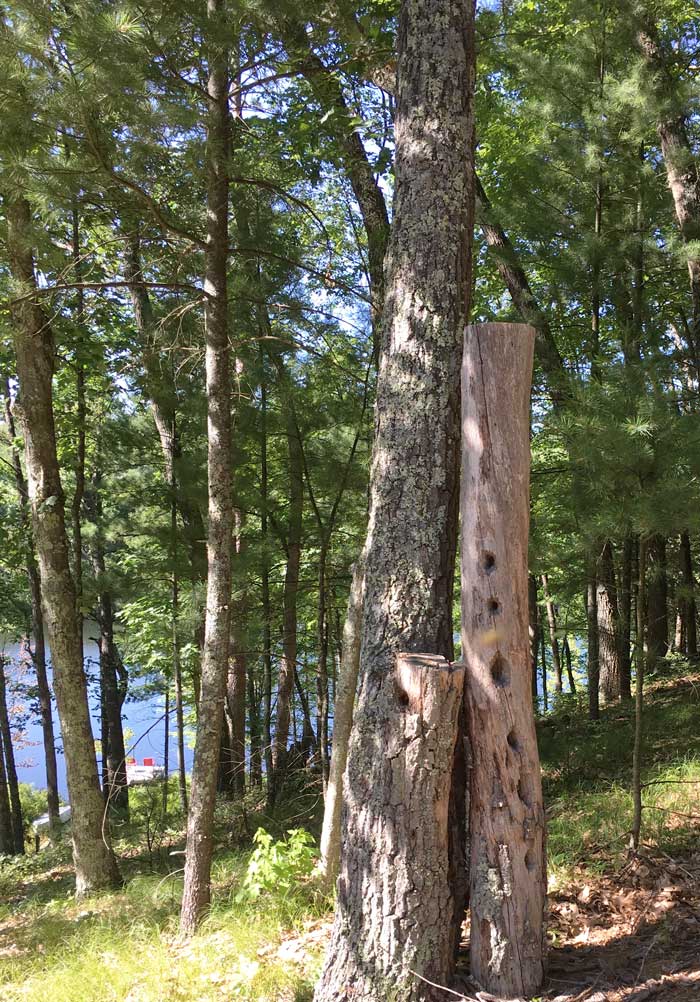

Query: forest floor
<box><xmin>1</xmin><ymin>658</ymin><xmax>699</xmax><ymax>1002</ymax></box>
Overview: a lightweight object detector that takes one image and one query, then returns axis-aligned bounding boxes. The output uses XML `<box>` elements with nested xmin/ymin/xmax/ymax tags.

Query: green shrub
<box><xmin>236</xmin><ymin>828</ymin><xmax>316</xmax><ymax>903</ymax></box>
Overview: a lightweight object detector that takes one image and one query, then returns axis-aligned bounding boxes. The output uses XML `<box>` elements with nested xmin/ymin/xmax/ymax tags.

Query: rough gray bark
<box><xmin>461</xmin><ymin>323</ymin><xmax>546</xmax><ymax>998</ymax></box>
<box><xmin>7</xmin><ymin>191</ymin><xmax>120</xmax><ymax>894</ymax></box>
<box><xmin>179</xmin><ymin>0</ymin><xmax>232</xmax><ymax>935</ymax></box>
<box><xmin>597</xmin><ymin>540</ymin><xmax>622</xmax><ymax>703</ymax></box>
<box><xmin>2</xmin><ymin>378</ymin><xmax>59</xmax><ymax>831</ymax></box>
<box><xmin>314</xmin><ymin>1</ymin><xmax>475</xmax><ymax>997</ymax></box>
<box><xmin>319</xmin><ymin>556</ymin><xmax>365</xmax><ymax>884</ymax></box>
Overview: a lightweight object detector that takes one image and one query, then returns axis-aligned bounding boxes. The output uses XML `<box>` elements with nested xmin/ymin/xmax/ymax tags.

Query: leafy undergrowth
<box><xmin>1</xmin><ymin>659</ymin><xmax>699</xmax><ymax>1002</ymax></box>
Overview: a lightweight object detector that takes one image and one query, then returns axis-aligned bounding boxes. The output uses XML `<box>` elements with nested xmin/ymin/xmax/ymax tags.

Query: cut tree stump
<box><xmin>461</xmin><ymin>322</ymin><xmax>547</xmax><ymax>998</ymax></box>
<box><xmin>314</xmin><ymin>653</ymin><xmax>465</xmax><ymax>1002</ymax></box>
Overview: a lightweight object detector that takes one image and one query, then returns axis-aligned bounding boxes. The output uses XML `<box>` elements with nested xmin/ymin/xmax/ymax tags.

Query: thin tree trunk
<box><xmin>597</xmin><ymin>540</ymin><xmax>622</xmax><ymax>703</ymax></box>
<box><xmin>271</xmin><ymin>360</ymin><xmax>304</xmax><ymax>790</ymax></box>
<box><xmin>475</xmin><ymin>176</ymin><xmax>565</xmax><ymax>400</ymax></box>
<box><xmin>679</xmin><ymin>530</ymin><xmax>697</xmax><ymax>657</ymax></box>
<box><xmin>1</xmin><ymin>378</ymin><xmax>59</xmax><ymax>832</ymax></box>
<box><xmin>227</xmin><ymin>512</ymin><xmax>247</xmax><ymax>798</ymax></box>
<box><xmin>563</xmin><ymin>636</ymin><xmax>576</xmax><ymax>693</ymax></box>
<box><xmin>286</xmin><ymin>26</ymin><xmax>389</xmax><ymax>350</ymax></box>
<box><xmin>619</xmin><ymin>533</ymin><xmax>634</xmax><ymax>698</ymax></box>
<box><xmin>631</xmin><ymin>536</ymin><xmax>648</xmax><ymax>851</ymax></box>
<box><xmin>541</xmin><ymin>573</ymin><xmax>562</xmax><ymax>693</ymax></box>
<box><xmin>180</xmin><ymin>0</ymin><xmax>232</xmax><ymax>935</ymax></box>
<box><xmin>248</xmin><ymin>674</ymin><xmax>262</xmax><ymax>788</ymax></box>
<box><xmin>528</xmin><ymin>574</ymin><xmax>539</xmax><ymax>706</ymax></box>
<box><xmin>315</xmin><ymin>0</ymin><xmax>475</xmax><ymax>994</ymax></box>
<box><xmin>259</xmin><ymin>353</ymin><xmax>274</xmax><ymax>801</ymax></box>
<box><xmin>0</xmin><ymin>663</ymin><xmax>24</xmax><ymax>853</ymax></box>
<box><xmin>162</xmin><ymin>685</ymin><xmax>170</xmax><ymax>815</ymax></box>
<box><xmin>586</xmin><ymin>568</ymin><xmax>600</xmax><ymax>719</ymax></box>
<box><xmin>646</xmin><ymin>534</ymin><xmax>668</xmax><ymax>664</ymax></box>
<box><xmin>0</xmin><ymin>722</ymin><xmax>14</xmax><ymax>855</ymax></box>
<box><xmin>6</xmin><ymin>191</ymin><xmax>119</xmax><ymax>894</ymax></box>
<box><xmin>170</xmin><ymin>430</ymin><xmax>188</xmax><ymax>815</ymax></box>
<box><xmin>540</xmin><ymin>622</ymin><xmax>548</xmax><ymax>712</ymax></box>
<box><xmin>316</xmin><ymin>549</ymin><xmax>330</xmax><ymax>790</ymax></box>
<box><xmin>636</xmin><ymin>17</ymin><xmax>700</xmax><ymax>342</ymax></box>
<box><xmin>461</xmin><ymin>323</ymin><xmax>546</xmax><ymax>998</ymax></box>
<box><xmin>295</xmin><ymin>667</ymin><xmax>316</xmax><ymax>758</ymax></box>
<box><xmin>70</xmin><ymin>206</ymin><xmax>86</xmax><ymax>671</ymax></box>
<box><xmin>319</xmin><ymin>556</ymin><xmax>365</xmax><ymax>884</ymax></box>
<box><xmin>89</xmin><ymin>467</ymin><xmax>129</xmax><ymax>815</ymax></box>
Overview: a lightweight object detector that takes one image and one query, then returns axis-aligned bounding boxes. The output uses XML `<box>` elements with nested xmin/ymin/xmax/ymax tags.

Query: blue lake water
<box><xmin>1</xmin><ymin>627</ymin><xmax>194</xmax><ymax>799</ymax></box>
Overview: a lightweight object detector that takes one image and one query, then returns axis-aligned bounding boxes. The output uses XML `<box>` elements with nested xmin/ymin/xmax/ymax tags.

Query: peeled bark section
<box><xmin>315</xmin><ymin>0</ymin><xmax>475</xmax><ymax>995</ymax></box>
<box><xmin>461</xmin><ymin>322</ymin><xmax>546</xmax><ymax>999</ymax></box>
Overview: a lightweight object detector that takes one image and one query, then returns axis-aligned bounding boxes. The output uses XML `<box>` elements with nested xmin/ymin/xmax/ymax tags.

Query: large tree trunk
<box><xmin>315</xmin><ymin>1</ymin><xmax>475</xmax><ymax>997</ymax></box>
<box><xmin>7</xmin><ymin>191</ymin><xmax>120</xmax><ymax>894</ymax></box>
<box><xmin>0</xmin><ymin>663</ymin><xmax>24</xmax><ymax>853</ymax></box>
<box><xmin>2</xmin><ymin>378</ymin><xmax>60</xmax><ymax>832</ymax></box>
<box><xmin>597</xmin><ymin>540</ymin><xmax>622</xmax><ymax>703</ymax></box>
<box><xmin>646</xmin><ymin>534</ymin><xmax>668</xmax><ymax>664</ymax></box>
<box><xmin>679</xmin><ymin>530</ymin><xmax>697</xmax><ymax>658</ymax></box>
<box><xmin>461</xmin><ymin>323</ymin><xmax>546</xmax><ymax>998</ymax></box>
<box><xmin>180</xmin><ymin>0</ymin><xmax>232</xmax><ymax>935</ymax></box>
<box><xmin>319</xmin><ymin>556</ymin><xmax>364</xmax><ymax>884</ymax></box>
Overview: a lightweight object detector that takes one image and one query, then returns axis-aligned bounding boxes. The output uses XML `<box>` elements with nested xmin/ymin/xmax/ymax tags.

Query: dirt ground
<box><xmin>539</xmin><ymin>849</ymin><xmax>700</xmax><ymax>1002</ymax></box>
<box><xmin>274</xmin><ymin>849</ymin><xmax>700</xmax><ymax>1002</ymax></box>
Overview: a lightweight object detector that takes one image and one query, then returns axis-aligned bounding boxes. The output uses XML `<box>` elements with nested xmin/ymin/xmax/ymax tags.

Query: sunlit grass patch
<box><xmin>0</xmin><ymin>833</ymin><xmax>329</xmax><ymax>1002</ymax></box>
